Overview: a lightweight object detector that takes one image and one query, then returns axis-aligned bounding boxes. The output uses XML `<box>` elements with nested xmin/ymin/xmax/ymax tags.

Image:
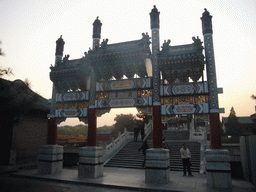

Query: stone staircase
<box><xmin>105</xmin><ymin>130</ymin><xmax>201</xmax><ymax>172</ymax></box>
<box><xmin>168</xmin><ymin>141</ymin><xmax>200</xmax><ymax>172</ymax></box>
<box><xmin>104</xmin><ymin>141</ymin><xmax>150</xmax><ymax>169</ymax></box>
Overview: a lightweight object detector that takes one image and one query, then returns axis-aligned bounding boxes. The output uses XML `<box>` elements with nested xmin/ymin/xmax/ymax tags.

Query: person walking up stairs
<box><xmin>138</xmin><ymin>140</ymin><xmax>149</xmax><ymax>168</ymax></box>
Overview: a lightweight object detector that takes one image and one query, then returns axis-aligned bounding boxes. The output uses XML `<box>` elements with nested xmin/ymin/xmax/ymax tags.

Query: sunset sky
<box><xmin>1</xmin><ymin>0</ymin><xmax>255</xmax><ymax>127</ymax></box>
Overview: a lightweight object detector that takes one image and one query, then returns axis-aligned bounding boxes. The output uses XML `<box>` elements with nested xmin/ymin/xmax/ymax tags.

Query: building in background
<box><xmin>0</xmin><ymin>78</ymin><xmax>50</xmax><ymax>165</ymax></box>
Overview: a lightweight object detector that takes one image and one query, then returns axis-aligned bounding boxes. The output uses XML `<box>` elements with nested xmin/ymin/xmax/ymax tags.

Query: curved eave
<box><xmin>159</xmin><ymin>56</ymin><xmax>204</xmax><ymax>68</ymax></box>
<box><xmin>50</xmin><ymin>67</ymin><xmax>90</xmax><ymax>92</ymax></box>
<box><xmin>89</xmin><ymin>51</ymin><xmax>150</xmax><ymax>81</ymax></box>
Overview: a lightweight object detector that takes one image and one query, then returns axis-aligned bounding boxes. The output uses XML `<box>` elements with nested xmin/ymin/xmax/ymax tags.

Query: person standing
<box><xmin>138</xmin><ymin>140</ymin><xmax>149</xmax><ymax>167</ymax></box>
<box><xmin>180</xmin><ymin>143</ymin><xmax>193</xmax><ymax>176</ymax></box>
<box><xmin>140</xmin><ymin>124</ymin><xmax>145</xmax><ymax>141</ymax></box>
<box><xmin>134</xmin><ymin>125</ymin><xmax>140</xmax><ymax>142</ymax></box>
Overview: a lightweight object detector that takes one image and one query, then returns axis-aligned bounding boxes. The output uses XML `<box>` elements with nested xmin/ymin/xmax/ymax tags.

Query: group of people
<box><xmin>138</xmin><ymin>140</ymin><xmax>193</xmax><ymax>176</ymax></box>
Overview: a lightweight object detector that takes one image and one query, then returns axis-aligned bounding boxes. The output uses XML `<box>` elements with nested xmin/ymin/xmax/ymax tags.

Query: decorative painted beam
<box><xmin>160</xmin><ymin>82</ymin><xmax>208</xmax><ymax>96</ymax></box>
<box><xmin>96</xmin><ymin>77</ymin><xmax>152</xmax><ymax>91</ymax></box>
<box><xmin>56</xmin><ymin>91</ymin><xmax>89</xmax><ymax>102</ymax></box>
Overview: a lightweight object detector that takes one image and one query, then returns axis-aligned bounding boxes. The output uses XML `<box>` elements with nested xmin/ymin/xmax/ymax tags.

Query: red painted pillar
<box><xmin>153</xmin><ymin>106</ymin><xmax>163</xmax><ymax>148</ymax></box>
<box><xmin>47</xmin><ymin>118</ymin><xmax>57</xmax><ymax>145</ymax></box>
<box><xmin>87</xmin><ymin>108</ymin><xmax>97</xmax><ymax>146</ymax></box>
<box><xmin>209</xmin><ymin>113</ymin><xmax>222</xmax><ymax>149</ymax></box>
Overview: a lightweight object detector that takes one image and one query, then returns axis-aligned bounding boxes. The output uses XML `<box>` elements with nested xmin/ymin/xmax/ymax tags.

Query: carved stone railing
<box><xmin>144</xmin><ymin>120</ymin><xmax>153</xmax><ymax>140</ymax></box>
<box><xmin>199</xmin><ymin>140</ymin><xmax>207</xmax><ymax>174</ymax></box>
<box><xmin>190</xmin><ymin>126</ymin><xmax>207</xmax><ymax>141</ymax></box>
<box><xmin>189</xmin><ymin>122</ymin><xmax>209</xmax><ymax>174</ymax></box>
<box><xmin>103</xmin><ymin>129</ymin><xmax>131</xmax><ymax>163</ymax></box>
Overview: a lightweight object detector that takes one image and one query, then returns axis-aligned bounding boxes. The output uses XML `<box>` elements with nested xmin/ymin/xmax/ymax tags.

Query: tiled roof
<box><xmin>158</xmin><ymin>39</ymin><xmax>204</xmax><ymax>83</ymax></box>
<box><xmin>87</xmin><ymin>37</ymin><xmax>151</xmax><ymax>81</ymax></box>
<box><xmin>88</xmin><ymin>39</ymin><xmax>151</xmax><ymax>57</ymax></box>
<box><xmin>222</xmin><ymin>117</ymin><xmax>254</xmax><ymax>124</ymax></box>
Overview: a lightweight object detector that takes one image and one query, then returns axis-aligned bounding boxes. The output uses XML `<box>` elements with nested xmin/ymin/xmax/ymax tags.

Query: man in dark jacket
<box><xmin>138</xmin><ymin>140</ymin><xmax>149</xmax><ymax>167</ymax></box>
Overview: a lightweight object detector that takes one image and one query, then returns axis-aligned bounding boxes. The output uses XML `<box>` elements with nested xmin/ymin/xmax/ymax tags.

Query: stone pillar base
<box><xmin>78</xmin><ymin>147</ymin><xmax>103</xmax><ymax>178</ymax></box>
<box><xmin>38</xmin><ymin>145</ymin><xmax>63</xmax><ymax>174</ymax></box>
<box><xmin>145</xmin><ymin>148</ymin><xmax>170</xmax><ymax>184</ymax></box>
<box><xmin>205</xmin><ymin>149</ymin><xmax>232</xmax><ymax>189</ymax></box>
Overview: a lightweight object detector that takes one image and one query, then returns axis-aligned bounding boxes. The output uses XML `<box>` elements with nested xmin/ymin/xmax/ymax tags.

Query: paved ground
<box><xmin>0</xmin><ymin>173</ymin><xmax>135</xmax><ymax>192</ymax></box>
<box><xmin>8</xmin><ymin>167</ymin><xmax>256</xmax><ymax>192</ymax></box>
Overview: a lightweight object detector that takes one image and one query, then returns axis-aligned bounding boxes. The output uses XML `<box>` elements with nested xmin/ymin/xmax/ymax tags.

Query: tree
<box><xmin>57</xmin><ymin>124</ymin><xmax>88</xmax><ymax>135</ymax></box>
<box><xmin>0</xmin><ymin>41</ymin><xmax>13</xmax><ymax>77</ymax></box>
<box><xmin>226</xmin><ymin>107</ymin><xmax>242</xmax><ymax>136</ymax></box>
<box><xmin>0</xmin><ymin>67</ymin><xmax>13</xmax><ymax>77</ymax></box>
<box><xmin>113</xmin><ymin>114</ymin><xmax>136</xmax><ymax>137</ymax></box>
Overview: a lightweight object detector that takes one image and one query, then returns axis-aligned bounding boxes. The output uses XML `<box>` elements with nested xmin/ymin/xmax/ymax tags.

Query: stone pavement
<box><xmin>11</xmin><ymin>167</ymin><xmax>256</xmax><ymax>192</ymax></box>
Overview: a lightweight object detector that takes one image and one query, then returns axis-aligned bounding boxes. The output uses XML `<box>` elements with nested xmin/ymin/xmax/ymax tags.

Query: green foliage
<box><xmin>97</xmin><ymin>125</ymin><xmax>114</xmax><ymax>131</ymax></box>
<box><xmin>0</xmin><ymin>42</ymin><xmax>13</xmax><ymax>77</ymax></box>
<box><xmin>113</xmin><ymin>114</ymin><xmax>136</xmax><ymax>135</ymax></box>
<box><xmin>0</xmin><ymin>68</ymin><xmax>13</xmax><ymax>77</ymax></box>
<box><xmin>57</xmin><ymin>124</ymin><xmax>88</xmax><ymax>135</ymax></box>
<box><xmin>57</xmin><ymin>124</ymin><xmax>116</xmax><ymax>136</ymax></box>
<box><xmin>226</xmin><ymin>107</ymin><xmax>242</xmax><ymax>136</ymax></box>
<box><xmin>228</xmin><ymin>107</ymin><xmax>236</xmax><ymax>117</ymax></box>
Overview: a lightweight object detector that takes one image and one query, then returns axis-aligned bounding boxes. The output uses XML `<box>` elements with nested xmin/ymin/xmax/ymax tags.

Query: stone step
<box><xmin>105</xmin><ymin>140</ymin><xmax>201</xmax><ymax>172</ymax></box>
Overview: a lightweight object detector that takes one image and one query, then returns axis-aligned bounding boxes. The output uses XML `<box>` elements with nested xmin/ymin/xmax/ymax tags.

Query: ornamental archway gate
<box><xmin>40</xmin><ymin>7</ymin><xmax>229</xmax><ymax>185</ymax></box>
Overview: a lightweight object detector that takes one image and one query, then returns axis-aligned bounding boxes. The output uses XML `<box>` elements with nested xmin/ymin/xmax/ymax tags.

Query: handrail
<box><xmin>103</xmin><ymin>128</ymin><xmax>131</xmax><ymax>163</ymax></box>
<box><xmin>143</xmin><ymin>121</ymin><xmax>153</xmax><ymax>141</ymax></box>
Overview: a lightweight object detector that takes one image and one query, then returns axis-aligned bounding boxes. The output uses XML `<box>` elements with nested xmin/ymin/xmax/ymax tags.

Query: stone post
<box><xmin>205</xmin><ymin>149</ymin><xmax>232</xmax><ymax>188</ymax></box>
<box><xmin>78</xmin><ymin>29</ymin><xmax>102</xmax><ymax>177</ymax></box>
<box><xmin>201</xmin><ymin>8</ymin><xmax>222</xmax><ymax>149</ymax></box>
<box><xmin>150</xmin><ymin>5</ymin><xmax>163</xmax><ymax>149</ymax></box>
<box><xmin>38</xmin><ymin>145</ymin><xmax>63</xmax><ymax>174</ymax></box>
<box><xmin>201</xmin><ymin>9</ymin><xmax>232</xmax><ymax>188</ymax></box>
<box><xmin>78</xmin><ymin>147</ymin><xmax>104</xmax><ymax>178</ymax></box>
<box><xmin>144</xmin><ymin>6</ymin><xmax>169</xmax><ymax>184</ymax></box>
<box><xmin>145</xmin><ymin>148</ymin><xmax>170</xmax><ymax>184</ymax></box>
<box><xmin>240</xmin><ymin>135</ymin><xmax>256</xmax><ymax>186</ymax></box>
<box><xmin>38</xmin><ymin>36</ymin><xmax>65</xmax><ymax>174</ymax></box>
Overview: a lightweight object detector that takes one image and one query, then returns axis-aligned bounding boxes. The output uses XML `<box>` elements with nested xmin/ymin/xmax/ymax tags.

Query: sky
<box><xmin>0</xmin><ymin>0</ymin><xmax>256</xmax><ymax>127</ymax></box>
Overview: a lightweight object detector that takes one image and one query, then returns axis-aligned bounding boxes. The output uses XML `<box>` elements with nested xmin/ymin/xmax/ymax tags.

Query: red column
<box><xmin>47</xmin><ymin>118</ymin><xmax>57</xmax><ymax>145</ymax></box>
<box><xmin>87</xmin><ymin>108</ymin><xmax>97</xmax><ymax>146</ymax></box>
<box><xmin>152</xmin><ymin>105</ymin><xmax>163</xmax><ymax>148</ymax></box>
<box><xmin>209</xmin><ymin>113</ymin><xmax>222</xmax><ymax>149</ymax></box>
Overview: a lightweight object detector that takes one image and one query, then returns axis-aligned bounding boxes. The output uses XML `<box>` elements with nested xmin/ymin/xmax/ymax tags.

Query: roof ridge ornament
<box><xmin>161</xmin><ymin>39</ymin><xmax>171</xmax><ymax>52</ymax></box>
<box><xmin>192</xmin><ymin>36</ymin><xmax>203</xmax><ymax>50</ymax></box>
<box><xmin>100</xmin><ymin>38</ymin><xmax>108</xmax><ymax>49</ymax></box>
<box><xmin>140</xmin><ymin>32</ymin><xmax>151</xmax><ymax>51</ymax></box>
